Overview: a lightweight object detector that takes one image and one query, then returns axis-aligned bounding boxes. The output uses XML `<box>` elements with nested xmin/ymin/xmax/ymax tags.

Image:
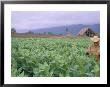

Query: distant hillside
<box><xmin>17</xmin><ymin>24</ymin><xmax>100</xmax><ymax>35</ymax></box>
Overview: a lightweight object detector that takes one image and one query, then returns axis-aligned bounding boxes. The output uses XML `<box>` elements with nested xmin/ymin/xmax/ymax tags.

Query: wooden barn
<box><xmin>77</xmin><ymin>27</ymin><xmax>96</xmax><ymax>37</ymax></box>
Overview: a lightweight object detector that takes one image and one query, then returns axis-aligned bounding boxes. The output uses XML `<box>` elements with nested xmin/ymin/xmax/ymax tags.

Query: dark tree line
<box><xmin>11</xmin><ymin>27</ymin><xmax>70</xmax><ymax>35</ymax></box>
<box><xmin>11</xmin><ymin>28</ymin><xmax>16</xmax><ymax>33</ymax></box>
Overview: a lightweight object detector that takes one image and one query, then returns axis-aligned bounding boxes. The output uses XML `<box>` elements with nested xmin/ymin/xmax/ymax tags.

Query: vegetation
<box><xmin>11</xmin><ymin>37</ymin><xmax>100</xmax><ymax>77</ymax></box>
<box><xmin>11</xmin><ymin>28</ymin><xmax>16</xmax><ymax>33</ymax></box>
<box><xmin>27</xmin><ymin>31</ymin><xmax>34</xmax><ymax>34</ymax></box>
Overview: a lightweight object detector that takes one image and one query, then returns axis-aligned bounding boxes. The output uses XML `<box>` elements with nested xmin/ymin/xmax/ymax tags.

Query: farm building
<box><xmin>77</xmin><ymin>27</ymin><xmax>96</xmax><ymax>37</ymax></box>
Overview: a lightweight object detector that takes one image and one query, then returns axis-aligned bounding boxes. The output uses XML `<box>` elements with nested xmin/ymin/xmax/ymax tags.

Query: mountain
<box><xmin>17</xmin><ymin>24</ymin><xmax>100</xmax><ymax>35</ymax></box>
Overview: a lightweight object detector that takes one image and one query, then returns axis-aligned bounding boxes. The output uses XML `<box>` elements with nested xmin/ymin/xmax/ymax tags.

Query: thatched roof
<box><xmin>77</xmin><ymin>27</ymin><xmax>95</xmax><ymax>36</ymax></box>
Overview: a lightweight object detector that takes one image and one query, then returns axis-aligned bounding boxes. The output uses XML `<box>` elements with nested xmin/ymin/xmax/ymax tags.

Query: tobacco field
<box><xmin>11</xmin><ymin>37</ymin><xmax>100</xmax><ymax>77</ymax></box>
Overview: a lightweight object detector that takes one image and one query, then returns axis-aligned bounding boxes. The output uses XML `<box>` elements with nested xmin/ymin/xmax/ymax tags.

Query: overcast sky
<box><xmin>11</xmin><ymin>11</ymin><xmax>100</xmax><ymax>30</ymax></box>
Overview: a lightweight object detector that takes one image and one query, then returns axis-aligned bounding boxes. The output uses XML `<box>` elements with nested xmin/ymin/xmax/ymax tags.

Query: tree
<box><xmin>48</xmin><ymin>32</ymin><xmax>53</xmax><ymax>35</ymax></box>
<box><xmin>27</xmin><ymin>31</ymin><xmax>34</xmax><ymax>34</ymax></box>
<box><xmin>43</xmin><ymin>32</ymin><xmax>46</xmax><ymax>35</ymax></box>
<box><xmin>65</xmin><ymin>27</ymin><xmax>68</xmax><ymax>32</ymax></box>
<box><xmin>11</xmin><ymin>28</ymin><xmax>16</xmax><ymax>33</ymax></box>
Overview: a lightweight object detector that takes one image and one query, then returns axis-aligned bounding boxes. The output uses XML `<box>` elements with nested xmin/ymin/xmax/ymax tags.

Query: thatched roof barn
<box><xmin>77</xmin><ymin>27</ymin><xmax>96</xmax><ymax>37</ymax></box>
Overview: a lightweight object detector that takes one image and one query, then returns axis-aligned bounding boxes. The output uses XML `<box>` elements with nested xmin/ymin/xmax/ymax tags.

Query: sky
<box><xmin>11</xmin><ymin>11</ymin><xmax>100</xmax><ymax>31</ymax></box>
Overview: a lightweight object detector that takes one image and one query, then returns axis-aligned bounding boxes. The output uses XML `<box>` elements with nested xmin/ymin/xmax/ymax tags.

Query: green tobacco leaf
<box><xmin>18</xmin><ymin>71</ymin><xmax>25</xmax><ymax>77</ymax></box>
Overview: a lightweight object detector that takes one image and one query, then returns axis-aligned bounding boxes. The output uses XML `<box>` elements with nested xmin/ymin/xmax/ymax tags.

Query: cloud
<box><xmin>11</xmin><ymin>11</ymin><xmax>100</xmax><ymax>30</ymax></box>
